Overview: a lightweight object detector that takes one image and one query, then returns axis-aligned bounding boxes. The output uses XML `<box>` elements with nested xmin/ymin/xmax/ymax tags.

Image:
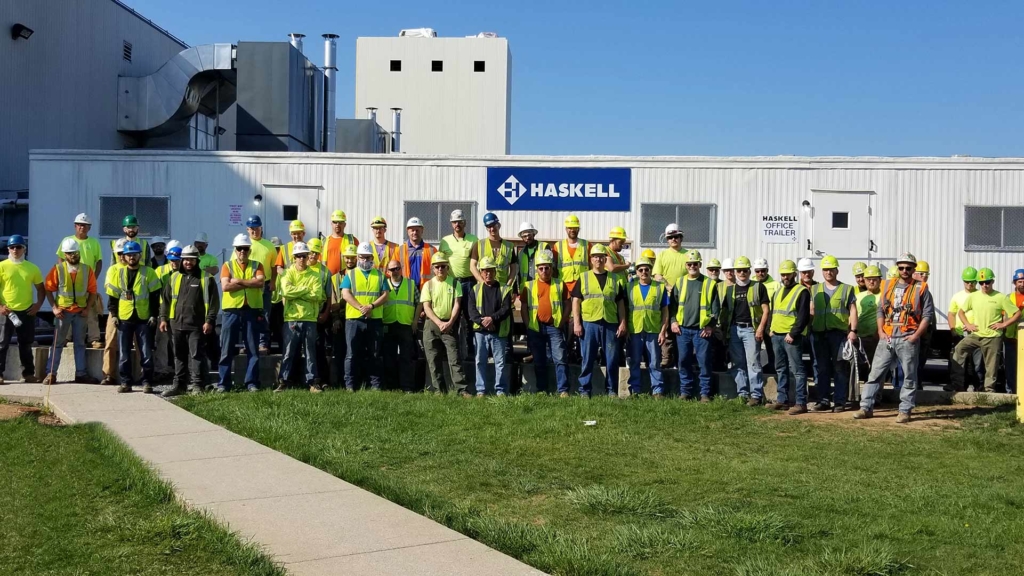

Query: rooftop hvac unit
<box><xmin>399</xmin><ymin>28</ymin><xmax>436</xmax><ymax>38</ymax></box>
<box><xmin>466</xmin><ymin>32</ymin><xmax>499</xmax><ymax>38</ymax></box>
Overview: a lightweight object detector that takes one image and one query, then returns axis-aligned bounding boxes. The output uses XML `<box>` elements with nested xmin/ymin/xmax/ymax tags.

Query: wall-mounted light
<box><xmin>253</xmin><ymin>194</ymin><xmax>263</xmax><ymax>207</ymax></box>
<box><xmin>801</xmin><ymin>200</ymin><xmax>811</xmax><ymax>213</ymax></box>
<box><xmin>215</xmin><ymin>126</ymin><xmax>227</xmax><ymax>136</ymax></box>
<box><xmin>11</xmin><ymin>23</ymin><xmax>34</xmax><ymax>40</ymax></box>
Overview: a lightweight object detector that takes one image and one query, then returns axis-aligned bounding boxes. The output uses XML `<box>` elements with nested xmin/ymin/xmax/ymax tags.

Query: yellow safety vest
<box><xmin>345</xmin><ymin>269</ymin><xmax>384</xmax><ymax>320</ymax></box>
<box><xmin>674</xmin><ymin>275</ymin><xmax>715</xmax><ymax>329</ymax></box>
<box><xmin>628</xmin><ymin>280</ymin><xmax>664</xmax><ymax>335</ymax></box>
<box><xmin>811</xmin><ymin>283</ymin><xmax>853</xmax><ymax>332</ymax></box>
<box><xmin>558</xmin><ymin>239</ymin><xmax>590</xmax><ymax>284</ymax></box>
<box><xmin>222</xmin><ymin>260</ymin><xmax>264</xmax><ymax>310</ymax></box>
<box><xmin>472</xmin><ymin>283</ymin><xmax>512</xmax><ymax>337</ymax></box>
<box><xmin>580</xmin><ymin>271</ymin><xmax>623</xmax><ymax>323</ymax></box>
<box><xmin>523</xmin><ymin>278</ymin><xmax>563</xmax><ymax>332</ymax></box>
<box><xmin>55</xmin><ymin>262</ymin><xmax>91</xmax><ymax>309</ymax></box>
<box><xmin>721</xmin><ymin>282</ymin><xmax>766</xmax><ymax>330</ymax></box>
<box><xmin>478</xmin><ymin>238</ymin><xmax>515</xmax><ymax>285</ymax></box>
<box><xmin>168</xmin><ymin>272</ymin><xmax>209</xmax><ymax>319</ymax></box>
<box><xmin>383</xmin><ymin>277</ymin><xmax>416</xmax><ymax>326</ymax></box>
<box><xmin>517</xmin><ymin>242</ymin><xmax>551</xmax><ymax>284</ymax></box>
<box><xmin>770</xmin><ymin>284</ymin><xmax>808</xmax><ymax>335</ymax></box>
<box><xmin>762</xmin><ymin>276</ymin><xmax>781</xmax><ymax>308</ymax></box>
<box><xmin>107</xmin><ymin>266</ymin><xmax>161</xmax><ymax>320</ymax></box>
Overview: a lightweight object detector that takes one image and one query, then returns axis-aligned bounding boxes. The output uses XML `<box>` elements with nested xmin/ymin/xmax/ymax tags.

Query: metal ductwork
<box><xmin>323</xmin><ymin>34</ymin><xmax>339</xmax><ymax>152</ymax></box>
<box><xmin>391</xmin><ymin>107</ymin><xmax>402</xmax><ymax>153</ymax></box>
<box><xmin>289</xmin><ymin>33</ymin><xmax>305</xmax><ymax>53</ymax></box>
<box><xmin>118</xmin><ymin>44</ymin><xmax>236</xmax><ymax>138</ymax></box>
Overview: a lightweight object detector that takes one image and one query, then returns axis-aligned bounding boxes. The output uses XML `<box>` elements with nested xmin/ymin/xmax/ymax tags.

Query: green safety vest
<box><xmin>55</xmin><ymin>262</ymin><xmax>91</xmax><ymax>308</ymax></box>
<box><xmin>762</xmin><ymin>276</ymin><xmax>781</xmax><ymax>307</ymax></box>
<box><xmin>522</xmin><ymin>278</ymin><xmax>563</xmax><ymax>332</ymax></box>
<box><xmin>222</xmin><ymin>260</ymin><xmax>263</xmax><ymax>310</ymax></box>
<box><xmin>156</xmin><ymin>262</ymin><xmax>178</xmax><ymax>288</ymax></box>
<box><xmin>628</xmin><ymin>280</ymin><xmax>665</xmax><ymax>335</ymax></box>
<box><xmin>478</xmin><ymin>238</ymin><xmax>515</xmax><ymax>285</ymax></box>
<box><xmin>383</xmin><ymin>277</ymin><xmax>416</xmax><ymax>326</ymax></box>
<box><xmin>107</xmin><ymin>265</ymin><xmax>161</xmax><ymax>320</ymax></box>
<box><xmin>855</xmin><ymin>290</ymin><xmax>879</xmax><ymax>338</ymax></box>
<box><xmin>517</xmin><ymin>242</ymin><xmax>551</xmax><ymax>284</ymax></box>
<box><xmin>770</xmin><ymin>284</ymin><xmax>808</xmax><ymax>335</ymax></box>
<box><xmin>558</xmin><ymin>239</ymin><xmax>590</xmax><ymax>284</ymax></box>
<box><xmin>580</xmin><ymin>271</ymin><xmax>623</xmax><ymax>323</ymax></box>
<box><xmin>674</xmin><ymin>275</ymin><xmax>715</xmax><ymax>329</ymax></box>
<box><xmin>811</xmin><ymin>283</ymin><xmax>853</xmax><ymax>332</ymax></box>
<box><xmin>472</xmin><ymin>283</ymin><xmax>512</xmax><ymax>337</ymax></box>
<box><xmin>167</xmin><ymin>272</ymin><xmax>209</xmax><ymax>319</ymax></box>
<box><xmin>344</xmin><ymin>269</ymin><xmax>384</xmax><ymax>320</ymax></box>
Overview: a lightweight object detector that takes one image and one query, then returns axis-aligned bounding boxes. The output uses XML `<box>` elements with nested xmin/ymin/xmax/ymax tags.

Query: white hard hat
<box><xmin>60</xmin><ymin>238</ymin><xmax>80</xmax><ymax>253</ymax></box>
<box><xmin>180</xmin><ymin>245</ymin><xmax>200</xmax><ymax>259</ymax></box>
<box><xmin>721</xmin><ymin>258</ymin><xmax>735</xmax><ymax>270</ymax></box>
<box><xmin>194</xmin><ymin>232</ymin><xmax>209</xmax><ymax>243</ymax></box>
<box><xmin>797</xmin><ymin>258</ymin><xmax>815</xmax><ymax>272</ymax></box>
<box><xmin>356</xmin><ymin>242</ymin><xmax>374</xmax><ymax>256</ymax></box>
<box><xmin>73</xmin><ymin>213</ymin><xmax>91</xmax><ymax>225</ymax></box>
<box><xmin>664</xmin><ymin>223</ymin><xmax>682</xmax><ymax>236</ymax></box>
<box><xmin>518</xmin><ymin>222</ymin><xmax>538</xmax><ymax>236</ymax></box>
<box><xmin>114</xmin><ymin>238</ymin><xmax>127</xmax><ymax>253</ymax></box>
<box><xmin>450</xmin><ymin>209</ymin><xmax>466</xmax><ymax>222</ymax></box>
<box><xmin>406</xmin><ymin>217</ymin><xmax>424</xmax><ymax>228</ymax></box>
<box><xmin>150</xmin><ymin>236</ymin><xmax>167</xmax><ymax>246</ymax></box>
<box><xmin>232</xmin><ymin>233</ymin><xmax>252</xmax><ymax>247</ymax></box>
<box><xmin>753</xmin><ymin>258</ymin><xmax>769</xmax><ymax>270</ymax></box>
<box><xmin>166</xmin><ymin>240</ymin><xmax>182</xmax><ymax>251</ymax></box>
<box><xmin>291</xmin><ymin>242</ymin><xmax>310</xmax><ymax>256</ymax></box>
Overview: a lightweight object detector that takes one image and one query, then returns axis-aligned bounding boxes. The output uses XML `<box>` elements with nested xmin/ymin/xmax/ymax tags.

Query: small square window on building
<box><xmin>431</xmin><ymin>60</ymin><xmax>443</xmax><ymax>72</ymax></box>
<box><xmin>283</xmin><ymin>205</ymin><xmax>299</xmax><ymax>221</ymax></box>
<box><xmin>390</xmin><ymin>60</ymin><xmax>402</xmax><ymax>72</ymax></box>
<box><xmin>473</xmin><ymin>60</ymin><xmax>485</xmax><ymax>72</ymax></box>
<box><xmin>831</xmin><ymin>212</ymin><xmax>849</xmax><ymax>229</ymax></box>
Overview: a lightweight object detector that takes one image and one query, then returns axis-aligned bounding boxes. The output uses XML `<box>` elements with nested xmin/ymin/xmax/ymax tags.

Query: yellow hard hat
<box><xmin>288</xmin><ymin>220</ymin><xmax>305</xmax><ymax>233</ymax></box>
<box><xmin>685</xmin><ymin>249</ymin><xmax>702</xmax><ymax>264</ymax></box>
<box><xmin>635</xmin><ymin>257</ymin><xmax>653</xmax><ymax>269</ymax></box>
<box><xmin>820</xmin><ymin>255</ymin><xmax>839</xmax><ymax>270</ymax></box>
<box><xmin>852</xmin><ymin>261</ymin><xmax>867</xmax><ymax>276</ymax></box>
<box><xmin>707</xmin><ymin>258</ymin><xmax>721</xmax><ymax>269</ymax></box>
<box><xmin>478</xmin><ymin>256</ymin><xmax>497</xmax><ymax>270</ymax></box>
<box><xmin>608</xmin><ymin>226</ymin><xmax>627</xmax><ymax>240</ymax></box>
<box><xmin>370</xmin><ymin>216</ymin><xmax>387</xmax><ymax>228</ymax></box>
<box><xmin>535</xmin><ymin>250</ymin><xmax>554</xmax><ymax>266</ymax></box>
<box><xmin>342</xmin><ymin>245</ymin><xmax>358</xmax><ymax>257</ymax></box>
<box><xmin>863</xmin><ymin>265</ymin><xmax>882</xmax><ymax>278</ymax></box>
<box><xmin>564</xmin><ymin>214</ymin><xmax>581</xmax><ymax>228</ymax></box>
<box><xmin>734</xmin><ymin>256</ymin><xmax>751</xmax><ymax>269</ymax></box>
<box><xmin>916</xmin><ymin>260</ymin><xmax>930</xmax><ymax>274</ymax></box>
<box><xmin>886</xmin><ymin>267</ymin><xmax>899</xmax><ymax>279</ymax></box>
<box><xmin>779</xmin><ymin>260</ymin><xmax>797</xmax><ymax>274</ymax></box>
<box><xmin>432</xmin><ymin>252</ymin><xmax>449</xmax><ymax>265</ymax></box>
<box><xmin>590</xmin><ymin>243</ymin><xmax>608</xmax><ymax>256</ymax></box>
<box><xmin>307</xmin><ymin>238</ymin><xmax>323</xmax><ymax>252</ymax></box>
<box><xmin>641</xmin><ymin>248</ymin><xmax>656</xmax><ymax>260</ymax></box>
<box><xmin>331</xmin><ymin>210</ymin><xmax>347</xmax><ymax>223</ymax></box>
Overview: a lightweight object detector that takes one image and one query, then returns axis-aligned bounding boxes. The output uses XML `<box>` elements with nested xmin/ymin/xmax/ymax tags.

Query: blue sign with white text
<box><xmin>486</xmin><ymin>167</ymin><xmax>631</xmax><ymax>212</ymax></box>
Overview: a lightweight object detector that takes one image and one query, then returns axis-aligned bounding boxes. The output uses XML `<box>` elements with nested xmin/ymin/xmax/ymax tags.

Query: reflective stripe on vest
<box><xmin>114</xmin><ymin>266</ymin><xmax>160</xmax><ymax>319</ymax></box>
<box><xmin>811</xmin><ymin>283</ymin><xmax>853</xmax><ymax>332</ymax></box>
<box><xmin>56</xmin><ymin>262</ymin><xmax>90</xmax><ymax>308</ymax></box>
<box><xmin>721</xmin><ymin>282</ymin><xmax>766</xmax><ymax>328</ymax></box>
<box><xmin>558</xmin><ymin>239</ymin><xmax>589</xmax><ymax>284</ymax></box>
<box><xmin>770</xmin><ymin>284</ymin><xmax>808</xmax><ymax>335</ymax></box>
<box><xmin>518</xmin><ymin>242</ymin><xmax>551</xmax><ymax>284</ymax></box>
<box><xmin>383</xmin><ymin>277</ymin><xmax>416</xmax><ymax>325</ymax></box>
<box><xmin>580</xmin><ymin>271</ymin><xmax>621</xmax><ymax>323</ymax></box>
<box><xmin>881</xmin><ymin>279</ymin><xmax>927</xmax><ymax>336</ymax></box>
<box><xmin>524</xmin><ymin>278</ymin><xmax>563</xmax><ymax>332</ymax></box>
<box><xmin>628</xmin><ymin>280</ymin><xmax>663</xmax><ymax>335</ymax></box>
<box><xmin>478</xmin><ymin>238</ymin><xmax>515</xmax><ymax>284</ymax></box>
<box><xmin>399</xmin><ymin>242</ymin><xmax>435</xmax><ymax>286</ymax></box>
<box><xmin>345</xmin><ymin>269</ymin><xmax>384</xmax><ymax>320</ymax></box>
<box><xmin>473</xmin><ymin>282</ymin><xmax>512</xmax><ymax>337</ymax></box>
<box><xmin>222</xmin><ymin>260</ymin><xmax>263</xmax><ymax>309</ymax></box>
<box><xmin>168</xmin><ymin>272</ymin><xmax>209</xmax><ymax>320</ymax></box>
<box><xmin>674</xmin><ymin>275</ymin><xmax>714</xmax><ymax>328</ymax></box>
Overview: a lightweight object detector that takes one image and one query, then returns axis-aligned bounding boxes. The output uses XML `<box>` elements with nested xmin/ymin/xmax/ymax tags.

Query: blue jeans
<box><xmin>771</xmin><ymin>333</ymin><xmax>807</xmax><ymax>405</ymax></box>
<box><xmin>47</xmin><ymin>311</ymin><xmax>87</xmax><ymax>378</ymax></box>
<box><xmin>219</xmin><ymin>309</ymin><xmax>261</xmax><ymax>389</ymax></box>
<box><xmin>118</xmin><ymin>320</ymin><xmax>153</xmax><ymax>385</ymax></box>
<box><xmin>280</xmin><ymin>321</ymin><xmax>317</xmax><ymax>384</ymax></box>
<box><xmin>475</xmin><ymin>332</ymin><xmax>510</xmax><ymax>395</ymax></box>
<box><xmin>526</xmin><ymin>324</ymin><xmax>568</xmax><ymax>394</ymax></box>
<box><xmin>812</xmin><ymin>330</ymin><xmax>850</xmax><ymax>406</ymax></box>
<box><xmin>345</xmin><ymin>318</ymin><xmax>382</xmax><ymax>390</ymax></box>
<box><xmin>579</xmin><ymin>321</ymin><xmax>622</xmax><ymax>397</ymax></box>
<box><xmin>259</xmin><ymin>286</ymin><xmax>272</xmax><ymax>348</ymax></box>
<box><xmin>677</xmin><ymin>327</ymin><xmax>712</xmax><ymax>397</ymax></box>
<box><xmin>729</xmin><ymin>325</ymin><xmax>764</xmax><ymax>400</ymax></box>
<box><xmin>628</xmin><ymin>332</ymin><xmax>663</xmax><ymax>395</ymax></box>
<box><xmin>861</xmin><ymin>336</ymin><xmax>919</xmax><ymax>414</ymax></box>
<box><xmin>1006</xmin><ymin>338</ymin><xmax>1018</xmax><ymax>394</ymax></box>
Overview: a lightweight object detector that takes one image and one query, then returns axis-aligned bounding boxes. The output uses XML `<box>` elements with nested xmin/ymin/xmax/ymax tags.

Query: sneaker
<box><xmin>895</xmin><ymin>412</ymin><xmax>911</xmax><ymax>424</ymax></box>
<box><xmin>746</xmin><ymin>397</ymin><xmax>762</xmax><ymax>407</ymax></box>
<box><xmin>810</xmin><ymin>401</ymin><xmax>831</xmax><ymax>412</ymax></box>
<box><xmin>23</xmin><ymin>375</ymin><xmax>40</xmax><ymax>383</ymax></box>
<box><xmin>852</xmin><ymin>409</ymin><xmax>872</xmax><ymax>420</ymax></box>
<box><xmin>214</xmin><ymin>386</ymin><xmax>229</xmax><ymax>393</ymax></box>
<box><xmin>117</xmin><ymin>383</ymin><xmax>132</xmax><ymax>393</ymax></box>
<box><xmin>559</xmin><ymin>392</ymin><xmax>570</xmax><ymax>398</ymax></box>
<box><xmin>142</xmin><ymin>383</ymin><xmax>153</xmax><ymax>394</ymax></box>
<box><xmin>74</xmin><ymin>375</ymin><xmax>100</xmax><ymax>384</ymax></box>
<box><xmin>766</xmin><ymin>402</ymin><xmax>788</xmax><ymax>410</ymax></box>
<box><xmin>89</xmin><ymin>341</ymin><xmax>103</xmax><ymax>349</ymax></box>
<box><xmin>41</xmin><ymin>374</ymin><xmax>56</xmax><ymax>385</ymax></box>
<box><xmin>700</xmin><ymin>395</ymin><xmax>711</xmax><ymax>403</ymax></box>
<box><xmin>787</xmin><ymin>404</ymin><xmax>808</xmax><ymax>415</ymax></box>
<box><xmin>246</xmin><ymin>384</ymin><xmax>259</xmax><ymax>392</ymax></box>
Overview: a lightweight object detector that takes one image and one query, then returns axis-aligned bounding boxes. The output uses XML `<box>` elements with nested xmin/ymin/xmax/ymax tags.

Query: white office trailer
<box><xmin>29</xmin><ymin>150</ymin><xmax>1024</xmax><ymax>333</ymax></box>
<box><xmin>354</xmin><ymin>34</ymin><xmax>512</xmax><ymax>155</ymax></box>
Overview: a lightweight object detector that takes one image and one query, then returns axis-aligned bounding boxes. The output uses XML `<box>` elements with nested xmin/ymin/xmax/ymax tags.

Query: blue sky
<box><xmin>128</xmin><ymin>0</ymin><xmax>1024</xmax><ymax>157</ymax></box>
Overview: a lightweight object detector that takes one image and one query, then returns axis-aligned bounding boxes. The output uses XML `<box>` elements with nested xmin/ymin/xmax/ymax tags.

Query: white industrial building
<box><xmin>354</xmin><ymin>34</ymin><xmax>512</xmax><ymax>155</ymax></box>
<box><xmin>28</xmin><ymin>150</ymin><xmax>1024</xmax><ymax>336</ymax></box>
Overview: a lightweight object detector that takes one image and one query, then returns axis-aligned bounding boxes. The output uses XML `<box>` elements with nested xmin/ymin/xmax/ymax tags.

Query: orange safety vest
<box><xmin>399</xmin><ymin>242</ymin><xmax>436</xmax><ymax>287</ymax></box>
<box><xmin>880</xmin><ymin>278</ymin><xmax>928</xmax><ymax>336</ymax></box>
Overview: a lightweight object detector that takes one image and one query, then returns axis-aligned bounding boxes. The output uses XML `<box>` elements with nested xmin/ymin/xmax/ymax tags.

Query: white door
<box><xmin>810</xmin><ymin>191</ymin><xmax>872</xmax><ymax>259</ymax></box>
<box><xmin>261</xmin><ymin>185</ymin><xmax>322</xmax><ymax>242</ymax></box>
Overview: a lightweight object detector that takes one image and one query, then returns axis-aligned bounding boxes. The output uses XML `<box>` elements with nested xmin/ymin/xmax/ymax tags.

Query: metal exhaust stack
<box><xmin>323</xmin><ymin>34</ymin><xmax>339</xmax><ymax>152</ymax></box>
<box><xmin>288</xmin><ymin>33</ymin><xmax>305</xmax><ymax>53</ymax></box>
<box><xmin>367</xmin><ymin>107</ymin><xmax>379</xmax><ymax>152</ymax></box>
<box><xmin>391</xmin><ymin>107</ymin><xmax>402</xmax><ymax>153</ymax></box>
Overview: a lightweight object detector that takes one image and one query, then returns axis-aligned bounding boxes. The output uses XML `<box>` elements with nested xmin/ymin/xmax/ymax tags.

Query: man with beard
<box><xmin>42</xmin><ymin>238</ymin><xmax>100</xmax><ymax>384</ymax></box>
<box><xmin>159</xmin><ymin>245</ymin><xmax>219</xmax><ymax>397</ymax></box>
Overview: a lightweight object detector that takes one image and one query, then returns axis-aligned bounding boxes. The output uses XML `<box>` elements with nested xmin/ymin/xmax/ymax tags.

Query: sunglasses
<box><xmin>685</xmin><ymin>262</ymin><xmax>700</xmax><ymax>267</ymax></box>
<box><xmin>898</xmin><ymin>266</ymin><xmax>914</xmax><ymax>272</ymax></box>
<box><xmin>235</xmin><ymin>247</ymin><xmax>250</xmax><ymax>252</ymax></box>
<box><xmin>433</xmin><ymin>264</ymin><xmax>448</xmax><ymax>269</ymax></box>
<box><xmin>294</xmin><ymin>254</ymin><xmax>308</xmax><ymax>259</ymax></box>
<box><xmin>387</xmin><ymin>267</ymin><xmax>401</xmax><ymax>272</ymax></box>
<box><xmin>980</xmin><ymin>280</ymin><xmax>994</xmax><ymax>286</ymax></box>
<box><xmin>736</xmin><ymin>269</ymin><xmax>750</xmax><ymax>274</ymax></box>
<box><xmin>666</xmin><ymin>235</ymin><xmax>683</xmax><ymax>241</ymax></box>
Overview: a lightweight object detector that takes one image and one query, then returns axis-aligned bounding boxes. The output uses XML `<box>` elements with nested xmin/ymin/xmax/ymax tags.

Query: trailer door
<box><xmin>261</xmin><ymin>185</ymin><xmax>322</xmax><ymax>241</ymax></box>
<box><xmin>810</xmin><ymin>190</ymin><xmax>872</xmax><ymax>259</ymax></box>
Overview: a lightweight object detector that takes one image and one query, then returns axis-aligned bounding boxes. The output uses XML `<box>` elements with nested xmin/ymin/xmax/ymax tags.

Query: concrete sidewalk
<box><xmin>1</xmin><ymin>383</ymin><xmax>545</xmax><ymax>576</ymax></box>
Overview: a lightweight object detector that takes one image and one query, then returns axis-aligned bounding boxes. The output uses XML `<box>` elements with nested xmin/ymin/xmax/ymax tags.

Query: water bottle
<box><xmin>9</xmin><ymin>312</ymin><xmax>22</xmax><ymax>328</ymax></box>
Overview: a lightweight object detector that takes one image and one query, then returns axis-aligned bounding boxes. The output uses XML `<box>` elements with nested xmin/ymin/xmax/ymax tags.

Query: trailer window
<box><xmin>831</xmin><ymin>212</ymin><xmax>849</xmax><ymax>229</ymax></box>
<box><xmin>404</xmin><ymin>201</ymin><xmax>477</xmax><ymax>244</ymax></box>
<box><xmin>640</xmin><ymin>203</ymin><xmax>717</xmax><ymax>248</ymax></box>
<box><xmin>99</xmin><ymin>196</ymin><xmax>170</xmax><ymax>238</ymax></box>
<box><xmin>965</xmin><ymin>206</ymin><xmax>1024</xmax><ymax>252</ymax></box>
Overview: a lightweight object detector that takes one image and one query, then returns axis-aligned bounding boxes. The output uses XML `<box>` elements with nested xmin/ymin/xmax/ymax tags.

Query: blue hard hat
<box><xmin>482</xmin><ymin>212</ymin><xmax>500</xmax><ymax>226</ymax></box>
<box><xmin>6</xmin><ymin>234</ymin><xmax>25</xmax><ymax>248</ymax></box>
<box><xmin>245</xmin><ymin>215</ymin><xmax>263</xmax><ymax>228</ymax></box>
<box><xmin>167</xmin><ymin>247</ymin><xmax>182</xmax><ymax>261</ymax></box>
<box><xmin>122</xmin><ymin>241</ymin><xmax>142</xmax><ymax>255</ymax></box>
<box><xmin>1014</xmin><ymin>269</ymin><xmax>1024</xmax><ymax>282</ymax></box>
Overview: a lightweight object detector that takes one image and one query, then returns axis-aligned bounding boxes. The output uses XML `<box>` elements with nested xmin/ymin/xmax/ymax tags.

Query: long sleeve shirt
<box><xmin>772</xmin><ymin>285</ymin><xmax>811</xmax><ymax>338</ymax></box>
<box><xmin>468</xmin><ymin>281</ymin><xmax>512</xmax><ymax>333</ymax></box>
<box><xmin>279</xmin><ymin>266</ymin><xmax>326</xmax><ymax>322</ymax></box>
<box><xmin>159</xmin><ymin>270</ymin><xmax>220</xmax><ymax>330</ymax></box>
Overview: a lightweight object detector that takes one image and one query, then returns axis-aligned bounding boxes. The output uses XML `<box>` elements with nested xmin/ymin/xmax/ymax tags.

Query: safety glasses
<box><xmin>897</xmin><ymin>266</ymin><xmax>914</xmax><ymax>272</ymax></box>
<box><xmin>387</xmin><ymin>267</ymin><xmax>401</xmax><ymax>273</ymax></box>
<box><xmin>235</xmin><ymin>247</ymin><xmax>250</xmax><ymax>253</ymax></box>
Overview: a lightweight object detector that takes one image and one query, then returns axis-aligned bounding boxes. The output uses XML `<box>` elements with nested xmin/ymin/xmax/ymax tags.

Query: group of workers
<box><xmin>1</xmin><ymin>210</ymin><xmax>1021</xmax><ymax>424</ymax></box>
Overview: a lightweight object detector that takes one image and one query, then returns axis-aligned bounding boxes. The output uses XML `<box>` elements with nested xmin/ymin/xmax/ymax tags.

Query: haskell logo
<box><xmin>497</xmin><ymin>175</ymin><xmax>527</xmax><ymax>206</ymax></box>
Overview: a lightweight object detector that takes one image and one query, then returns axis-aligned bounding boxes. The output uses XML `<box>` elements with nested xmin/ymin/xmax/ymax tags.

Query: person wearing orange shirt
<box><xmin>321</xmin><ymin>210</ymin><xmax>359</xmax><ymax>275</ymax></box>
<box><xmin>43</xmin><ymin>238</ymin><xmax>100</xmax><ymax>384</ymax></box>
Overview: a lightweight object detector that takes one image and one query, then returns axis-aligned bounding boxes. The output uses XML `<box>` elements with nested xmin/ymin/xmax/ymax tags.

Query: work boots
<box><xmin>161</xmin><ymin>385</ymin><xmax>186</xmax><ymax>398</ymax></box>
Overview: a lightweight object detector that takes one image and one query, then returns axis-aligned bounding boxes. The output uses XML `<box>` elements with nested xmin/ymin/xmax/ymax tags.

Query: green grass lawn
<box><xmin>0</xmin><ymin>414</ymin><xmax>284</xmax><ymax>576</ymax></box>
<box><xmin>177</xmin><ymin>392</ymin><xmax>1024</xmax><ymax>576</ymax></box>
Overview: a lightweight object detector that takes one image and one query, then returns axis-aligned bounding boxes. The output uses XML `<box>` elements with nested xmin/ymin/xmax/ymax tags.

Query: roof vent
<box><xmin>399</xmin><ymin>28</ymin><xmax>436</xmax><ymax>38</ymax></box>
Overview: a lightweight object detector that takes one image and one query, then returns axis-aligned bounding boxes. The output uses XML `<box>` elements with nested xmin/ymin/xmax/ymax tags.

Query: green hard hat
<box><xmin>122</xmin><ymin>215</ymin><xmax>139</xmax><ymax>227</ymax></box>
<box><xmin>978</xmin><ymin>268</ymin><xmax>995</xmax><ymax>282</ymax></box>
<box><xmin>961</xmin><ymin>266</ymin><xmax>978</xmax><ymax>282</ymax></box>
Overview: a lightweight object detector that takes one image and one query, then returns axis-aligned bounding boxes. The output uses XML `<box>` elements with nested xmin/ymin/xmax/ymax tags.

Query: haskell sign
<box><xmin>487</xmin><ymin>167</ymin><xmax>631</xmax><ymax>212</ymax></box>
<box><xmin>760</xmin><ymin>215</ymin><xmax>799</xmax><ymax>243</ymax></box>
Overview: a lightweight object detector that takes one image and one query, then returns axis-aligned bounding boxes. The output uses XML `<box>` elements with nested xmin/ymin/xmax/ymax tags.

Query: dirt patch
<box><xmin>762</xmin><ymin>404</ymin><xmax>1003</xmax><ymax>431</ymax></box>
<box><xmin>0</xmin><ymin>403</ymin><xmax>41</xmax><ymax>421</ymax></box>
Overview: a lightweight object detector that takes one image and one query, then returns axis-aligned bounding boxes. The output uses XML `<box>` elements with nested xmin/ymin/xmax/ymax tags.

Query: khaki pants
<box><xmin>86</xmin><ymin>297</ymin><xmax>101</xmax><ymax>344</ymax></box>
<box><xmin>102</xmin><ymin>314</ymin><xmax>119</xmax><ymax>381</ymax></box>
<box><xmin>953</xmin><ymin>334</ymin><xmax>1002</xmax><ymax>392</ymax></box>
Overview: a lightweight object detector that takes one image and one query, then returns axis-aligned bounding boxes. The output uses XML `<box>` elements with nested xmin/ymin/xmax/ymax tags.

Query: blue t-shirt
<box><xmin>339</xmin><ymin>269</ymin><xmax>387</xmax><ymax>292</ymax></box>
<box><xmin>638</xmin><ymin>283</ymin><xmax>671</xmax><ymax>307</ymax></box>
<box><xmin>406</xmin><ymin>242</ymin><xmax>424</xmax><ymax>286</ymax></box>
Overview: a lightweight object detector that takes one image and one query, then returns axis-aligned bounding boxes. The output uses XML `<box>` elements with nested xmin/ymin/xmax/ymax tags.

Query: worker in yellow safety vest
<box><xmin>157</xmin><ymin>245</ymin><xmax>219</xmax><ymax>397</ymax></box>
<box><xmin>369</xmin><ymin>216</ymin><xmax>401</xmax><ymax>272</ymax></box>
<box><xmin>58</xmin><ymin>213</ymin><xmax>104</xmax><ymax>349</ymax></box>
<box><xmin>607</xmin><ymin>227</ymin><xmax>630</xmax><ymax>274</ymax></box>
<box><xmin>522</xmin><ymin>249</ymin><xmax>568</xmax><ymax>396</ymax></box>
<box><xmin>381</xmin><ymin>258</ymin><xmax>420</xmax><ymax>392</ymax></box>
<box><xmin>854</xmin><ymin>265</ymin><xmax>883</xmax><ymax>387</ymax></box>
<box><xmin>106</xmin><ymin>240</ymin><xmax>162</xmax><ymax>394</ymax></box>
<box><xmin>340</xmin><ymin>242</ymin><xmax>388</xmax><ymax>391</ymax></box>
<box><xmin>43</xmin><ymin>238</ymin><xmax>99</xmax><ymax>385</ymax></box>
<box><xmin>571</xmin><ymin>244</ymin><xmax>627</xmax><ymax>398</ymax></box>
<box><xmin>669</xmin><ymin>249</ymin><xmax>720</xmax><ymax>402</ymax></box>
<box><xmin>626</xmin><ymin>257</ymin><xmax>670</xmax><ymax>397</ymax></box>
<box><xmin>765</xmin><ymin>259</ymin><xmax>811</xmax><ymax>415</ymax></box>
<box><xmin>808</xmin><ymin>255</ymin><xmax>859</xmax><ymax>413</ymax></box>
<box><xmin>553</xmin><ymin>214</ymin><xmax>590</xmax><ymax>299</ymax></box>
<box><xmin>471</xmin><ymin>212</ymin><xmax>517</xmax><ymax>288</ymax></box>
<box><xmin>217</xmin><ymin>233</ymin><xmax>266</xmax><ymax>393</ymax></box>
<box><xmin>328</xmin><ymin>244</ymin><xmax>361</xmax><ymax>387</ymax></box>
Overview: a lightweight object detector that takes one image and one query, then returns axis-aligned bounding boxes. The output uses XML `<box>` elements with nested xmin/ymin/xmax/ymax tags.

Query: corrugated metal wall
<box><xmin>29</xmin><ymin>150</ymin><xmax>1024</xmax><ymax>329</ymax></box>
